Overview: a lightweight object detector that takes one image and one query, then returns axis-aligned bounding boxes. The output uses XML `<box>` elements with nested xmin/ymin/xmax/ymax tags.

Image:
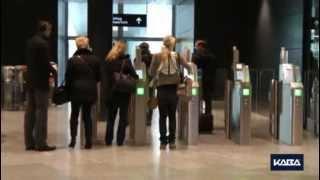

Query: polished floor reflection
<box><xmin>1</xmin><ymin>102</ymin><xmax>319</xmax><ymax>180</ymax></box>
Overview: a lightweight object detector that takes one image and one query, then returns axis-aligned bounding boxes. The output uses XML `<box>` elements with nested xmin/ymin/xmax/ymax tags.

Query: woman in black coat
<box><xmin>65</xmin><ymin>37</ymin><xmax>100</xmax><ymax>149</ymax></box>
<box><xmin>102</xmin><ymin>41</ymin><xmax>138</xmax><ymax>146</ymax></box>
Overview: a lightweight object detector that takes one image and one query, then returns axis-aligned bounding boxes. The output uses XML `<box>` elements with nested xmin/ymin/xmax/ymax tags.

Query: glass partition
<box><xmin>122</xmin><ymin>4</ymin><xmax>172</xmax><ymax>38</ymax></box>
<box><xmin>126</xmin><ymin>40</ymin><xmax>163</xmax><ymax>60</ymax></box>
<box><xmin>68</xmin><ymin>1</ymin><xmax>88</xmax><ymax>37</ymax></box>
<box><xmin>112</xmin><ymin>1</ymin><xmax>173</xmax><ymax>59</ymax></box>
<box><xmin>57</xmin><ymin>0</ymin><xmax>67</xmax><ymax>84</ymax></box>
<box><xmin>68</xmin><ymin>40</ymin><xmax>77</xmax><ymax>58</ymax></box>
<box><xmin>67</xmin><ymin>0</ymin><xmax>88</xmax><ymax>57</ymax></box>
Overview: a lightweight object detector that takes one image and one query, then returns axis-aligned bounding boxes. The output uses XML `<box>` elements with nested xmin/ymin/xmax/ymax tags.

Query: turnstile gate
<box><xmin>129</xmin><ymin>47</ymin><xmax>148</xmax><ymax>145</ymax></box>
<box><xmin>2</xmin><ymin>65</ymin><xmax>27</xmax><ymax>110</ymax></box>
<box><xmin>307</xmin><ymin>77</ymin><xmax>319</xmax><ymax>137</ymax></box>
<box><xmin>177</xmin><ymin>62</ymin><xmax>199</xmax><ymax>145</ymax></box>
<box><xmin>269</xmin><ymin>47</ymin><xmax>304</xmax><ymax>145</ymax></box>
<box><xmin>225</xmin><ymin>47</ymin><xmax>252</xmax><ymax>145</ymax></box>
<box><xmin>269</xmin><ymin>79</ymin><xmax>279</xmax><ymax>139</ymax></box>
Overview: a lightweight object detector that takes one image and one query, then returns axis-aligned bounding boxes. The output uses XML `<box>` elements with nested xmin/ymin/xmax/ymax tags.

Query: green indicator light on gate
<box><xmin>137</xmin><ymin>87</ymin><xmax>144</xmax><ymax>96</ymax></box>
<box><xmin>243</xmin><ymin>88</ymin><xmax>250</xmax><ymax>96</ymax></box>
<box><xmin>294</xmin><ymin>89</ymin><xmax>303</xmax><ymax>97</ymax></box>
<box><xmin>192</xmin><ymin>88</ymin><xmax>198</xmax><ymax>96</ymax></box>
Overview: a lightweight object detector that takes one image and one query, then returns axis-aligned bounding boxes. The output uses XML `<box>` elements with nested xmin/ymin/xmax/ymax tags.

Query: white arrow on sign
<box><xmin>136</xmin><ymin>17</ymin><xmax>142</xmax><ymax>24</ymax></box>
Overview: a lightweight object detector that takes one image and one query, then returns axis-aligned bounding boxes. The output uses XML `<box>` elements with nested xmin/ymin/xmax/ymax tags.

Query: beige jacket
<box><xmin>149</xmin><ymin>51</ymin><xmax>191</xmax><ymax>87</ymax></box>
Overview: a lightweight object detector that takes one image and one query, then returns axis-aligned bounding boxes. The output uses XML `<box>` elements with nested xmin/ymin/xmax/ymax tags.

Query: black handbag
<box><xmin>52</xmin><ymin>82</ymin><xmax>70</xmax><ymax>105</ymax></box>
<box><xmin>113</xmin><ymin>60</ymin><xmax>137</xmax><ymax>93</ymax></box>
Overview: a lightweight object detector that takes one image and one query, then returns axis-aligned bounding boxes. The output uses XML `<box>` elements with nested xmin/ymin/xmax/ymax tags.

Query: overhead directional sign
<box><xmin>112</xmin><ymin>14</ymin><xmax>147</xmax><ymax>27</ymax></box>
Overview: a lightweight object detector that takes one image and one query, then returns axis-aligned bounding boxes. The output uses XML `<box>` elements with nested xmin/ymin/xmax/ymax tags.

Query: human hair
<box><xmin>163</xmin><ymin>36</ymin><xmax>176</xmax><ymax>50</ymax></box>
<box><xmin>106</xmin><ymin>40</ymin><xmax>126</xmax><ymax>61</ymax></box>
<box><xmin>139</xmin><ymin>42</ymin><xmax>149</xmax><ymax>50</ymax></box>
<box><xmin>37</xmin><ymin>20</ymin><xmax>52</xmax><ymax>33</ymax></box>
<box><xmin>195</xmin><ymin>40</ymin><xmax>207</xmax><ymax>48</ymax></box>
<box><xmin>160</xmin><ymin>36</ymin><xmax>176</xmax><ymax>61</ymax></box>
<box><xmin>75</xmin><ymin>36</ymin><xmax>89</xmax><ymax>49</ymax></box>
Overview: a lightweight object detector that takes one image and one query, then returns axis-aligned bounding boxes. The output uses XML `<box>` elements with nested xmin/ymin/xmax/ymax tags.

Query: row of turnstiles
<box><xmin>126</xmin><ymin>46</ymin><xmax>319</xmax><ymax>146</ymax></box>
<box><xmin>1</xmin><ymin>45</ymin><xmax>318</xmax><ymax>146</ymax></box>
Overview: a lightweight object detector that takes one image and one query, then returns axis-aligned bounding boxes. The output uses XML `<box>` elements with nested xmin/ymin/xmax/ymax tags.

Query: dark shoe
<box><xmin>105</xmin><ymin>140</ymin><xmax>112</xmax><ymax>146</ymax></box>
<box><xmin>160</xmin><ymin>137</ymin><xmax>168</xmax><ymax>145</ymax></box>
<box><xmin>146</xmin><ymin>120</ymin><xmax>151</xmax><ymax>126</ymax></box>
<box><xmin>36</xmin><ymin>145</ymin><xmax>56</xmax><ymax>151</ymax></box>
<box><xmin>117</xmin><ymin>142</ymin><xmax>124</xmax><ymax>146</ymax></box>
<box><xmin>84</xmin><ymin>143</ymin><xmax>92</xmax><ymax>149</ymax></box>
<box><xmin>69</xmin><ymin>141</ymin><xmax>76</xmax><ymax>148</ymax></box>
<box><xmin>25</xmin><ymin>146</ymin><xmax>35</xmax><ymax>151</ymax></box>
<box><xmin>169</xmin><ymin>143</ymin><xmax>176</xmax><ymax>149</ymax></box>
<box><xmin>160</xmin><ymin>144</ymin><xmax>167</xmax><ymax>150</ymax></box>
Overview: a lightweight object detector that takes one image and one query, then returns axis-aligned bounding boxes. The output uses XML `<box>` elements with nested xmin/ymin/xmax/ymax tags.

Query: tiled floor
<box><xmin>1</xmin><ymin>102</ymin><xmax>319</xmax><ymax>180</ymax></box>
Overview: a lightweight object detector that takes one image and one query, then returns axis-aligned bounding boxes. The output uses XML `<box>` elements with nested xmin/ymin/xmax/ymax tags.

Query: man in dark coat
<box><xmin>192</xmin><ymin>40</ymin><xmax>216</xmax><ymax>116</ymax></box>
<box><xmin>24</xmin><ymin>21</ymin><xmax>57</xmax><ymax>151</ymax></box>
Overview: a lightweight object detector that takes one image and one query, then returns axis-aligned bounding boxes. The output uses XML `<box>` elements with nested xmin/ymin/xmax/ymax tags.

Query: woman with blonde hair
<box><xmin>65</xmin><ymin>36</ymin><xmax>100</xmax><ymax>149</ymax></box>
<box><xmin>102</xmin><ymin>40</ymin><xmax>138</xmax><ymax>146</ymax></box>
<box><xmin>149</xmin><ymin>36</ymin><xmax>191</xmax><ymax>150</ymax></box>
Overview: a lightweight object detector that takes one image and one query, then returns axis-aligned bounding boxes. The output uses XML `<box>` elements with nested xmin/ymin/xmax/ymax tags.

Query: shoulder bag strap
<box><xmin>156</xmin><ymin>58</ymin><xmax>164</xmax><ymax>78</ymax></box>
<box><xmin>75</xmin><ymin>55</ymin><xmax>94</xmax><ymax>75</ymax></box>
<box><xmin>176</xmin><ymin>52</ymin><xmax>184</xmax><ymax>83</ymax></box>
<box><xmin>119</xmin><ymin>59</ymin><xmax>126</xmax><ymax>75</ymax></box>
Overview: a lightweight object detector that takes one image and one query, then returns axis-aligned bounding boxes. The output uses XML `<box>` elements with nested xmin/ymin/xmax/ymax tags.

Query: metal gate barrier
<box><xmin>225</xmin><ymin>46</ymin><xmax>252</xmax><ymax>145</ymax></box>
<box><xmin>177</xmin><ymin>60</ymin><xmax>199</xmax><ymax>145</ymax></box>
<box><xmin>128</xmin><ymin>47</ymin><xmax>148</xmax><ymax>146</ymax></box>
<box><xmin>2</xmin><ymin>65</ymin><xmax>27</xmax><ymax>110</ymax></box>
<box><xmin>269</xmin><ymin>47</ymin><xmax>304</xmax><ymax>145</ymax></box>
<box><xmin>307</xmin><ymin>77</ymin><xmax>319</xmax><ymax>137</ymax></box>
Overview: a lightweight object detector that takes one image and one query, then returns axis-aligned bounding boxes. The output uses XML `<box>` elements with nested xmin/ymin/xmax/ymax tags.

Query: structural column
<box><xmin>88</xmin><ymin>0</ymin><xmax>113</xmax><ymax>121</ymax></box>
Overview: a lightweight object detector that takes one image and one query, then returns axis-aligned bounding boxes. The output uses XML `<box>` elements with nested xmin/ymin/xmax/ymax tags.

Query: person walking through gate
<box><xmin>149</xmin><ymin>36</ymin><xmax>191</xmax><ymax>150</ymax></box>
<box><xmin>102</xmin><ymin>41</ymin><xmax>138</xmax><ymax>146</ymax></box>
<box><xmin>192</xmin><ymin>40</ymin><xmax>216</xmax><ymax>132</ymax></box>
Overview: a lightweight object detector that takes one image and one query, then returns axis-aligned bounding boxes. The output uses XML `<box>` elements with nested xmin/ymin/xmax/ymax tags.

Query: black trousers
<box><xmin>24</xmin><ymin>88</ymin><xmax>49</xmax><ymax>148</ymax></box>
<box><xmin>70</xmin><ymin>101</ymin><xmax>93</xmax><ymax>145</ymax></box>
<box><xmin>147</xmin><ymin>87</ymin><xmax>154</xmax><ymax>124</ymax></box>
<box><xmin>105</xmin><ymin>93</ymin><xmax>130</xmax><ymax>145</ymax></box>
<box><xmin>203</xmin><ymin>96</ymin><xmax>212</xmax><ymax>115</ymax></box>
<box><xmin>157</xmin><ymin>85</ymin><xmax>178</xmax><ymax>144</ymax></box>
